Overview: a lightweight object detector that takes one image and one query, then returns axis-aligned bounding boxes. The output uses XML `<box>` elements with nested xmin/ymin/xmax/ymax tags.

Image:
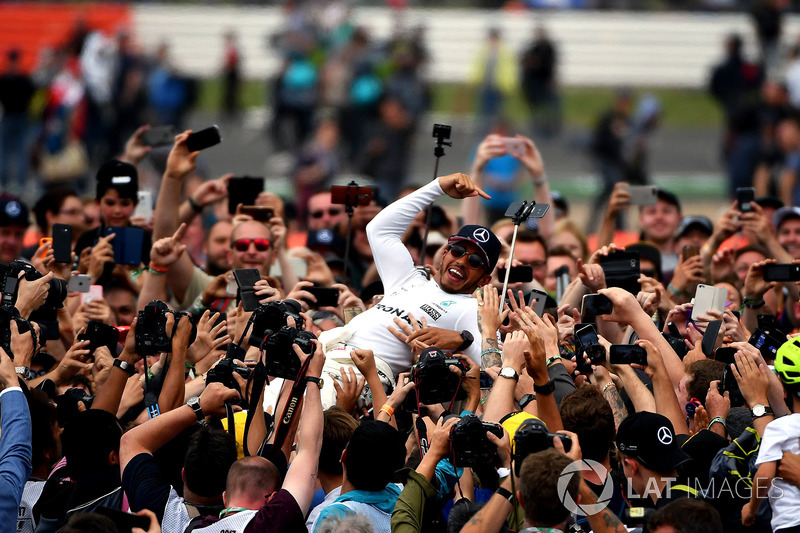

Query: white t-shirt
<box><xmin>192</xmin><ymin>510</ymin><xmax>257</xmax><ymax>533</ymax></box>
<box><xmin>306</xmin><ymin>486</ymin><xmax>342</xmax><ymax>531</ymax></box>
<box><xmin>17</xmin><ymin>480</ymin><xmax>45</xmax><ymax>533</ymax></box>
<box><xmin>342</xmin><ymin>180</ymin><xmax>481</xmax><ymax>375</ymax></box>
<box><xmin>755</xmin><ymin>413</ymin><xmax>800</xmax><ymax>531</ymax></box>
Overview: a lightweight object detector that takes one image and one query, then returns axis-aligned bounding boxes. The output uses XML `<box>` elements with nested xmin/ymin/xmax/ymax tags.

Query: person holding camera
<box><xmin>317</xmin><ymin>172</ymin><xmax>499</xmax><ymax>408</ymax></box>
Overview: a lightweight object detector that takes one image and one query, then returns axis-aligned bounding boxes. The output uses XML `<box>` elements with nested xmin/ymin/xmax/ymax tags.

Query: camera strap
<box><xmin>242</xmin><ymin>358</ymin><xmax>269</xmax><ymax>457</ymax></box>
<box><xmin>265</xmin><ymin>354</ymin><xmax>312</xmax><ymax>462</ymax></box>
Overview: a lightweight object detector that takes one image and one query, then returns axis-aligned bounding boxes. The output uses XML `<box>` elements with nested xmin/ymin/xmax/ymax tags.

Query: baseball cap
<box><xmin>306</xmin><ymin>228</ymin><xmax>344</xmax><ymax>254</ymax></box>
<box><xmin>0</xmin><ymin>195</ymin><xmax>29</xmax><ymax>227</ymax></box>
<box><xmin>656</xmin><ymin>189</ymin><xmax>681</xmax><ymax>212</ymax></box>
<box><xmin>755</xmin><ymin>195</ymin><xmax>784</xmax><ymax>211</ymax></box>
<box><xmin>448</xmin><ymin>225</ymin><xmax>502</xmax><ymax>272</ymax></box>
<box><xmin>676</xmin><ymin>215</ymin><xmax>713</xmax><ymax>239</ymax></box>
<box><xmin>616</xmin><ymin>412</ymin><xmax>691</xmax><ymax>472</ymax></box>
<box><xmin>773</xmin><ymin>206</ymin><xmax>800</xmax><ymax>229</ymax></box>
<box><xmin>96</xmin><ymin>159</ymin><xmax>138</xmax><ymax>201</ymax></box>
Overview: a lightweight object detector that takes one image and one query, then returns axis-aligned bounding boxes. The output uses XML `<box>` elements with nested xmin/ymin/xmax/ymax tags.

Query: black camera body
<box><xmin>0</xmin><ymin>260</ymin><xmax>68</xmax><ymax>311</ymax></box>
<box><xmin>135</xmin><ymin>301</ymin><xmax>198</xmax><ymax>356</ymax></box>
<box><xmin>513</xmin><ymin>418</ymin><xmax>572</xmax><ymax>475</ymax></box>
<box><xmin>206</xmin><ymin>357</ymin><xmax>244</xmax><ymax>397</ymax></box>
<box><xmin>448</xmin><ymin>414</ymin><xmax>503</xmax><ymax>467</ymax></box>
<box><xmin>407</xmin><ymin>347</ymin><xmax>467</xmax><ymax>408</ymax></box>
<box><xmin>78</xmin><ymin>320</ymin><xmax>119</xmax><ymax>358</ymax></box>
<box><xmin>0</xmin><ymin>307</ymin><xmax>29</xmax><ymax>358</ymax></box>
<box><xmin>263</xmin><ymin>326</ymin><xmax>316</xmax><ymax>380</ymax></box>
<box><xmin>248</xmin><ymin>300</ymin><xmax>304</xmax><ymax>348</ymax></box>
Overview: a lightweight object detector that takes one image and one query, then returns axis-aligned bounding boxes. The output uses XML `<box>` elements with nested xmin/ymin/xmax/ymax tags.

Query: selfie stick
<box><xmin>418</xmin><ymin>124</ymin><xmax>452</xmax><ymax>266</ymax></box>
<box><xmin>500</xmin><ymin>201</ymin><xmax>537</xmax><ymax>316</ymax></box>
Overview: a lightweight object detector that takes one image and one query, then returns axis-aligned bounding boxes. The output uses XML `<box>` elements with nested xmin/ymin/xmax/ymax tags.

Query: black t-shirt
<box><xmin>244</xmin><ymin>489</ymin><xmax>306</xmax><ymax>533</ymax></box>
<box><xmin>121</xmin><ymin>453</ymin><xmax>172</xmax><ymax>522</ymax></box>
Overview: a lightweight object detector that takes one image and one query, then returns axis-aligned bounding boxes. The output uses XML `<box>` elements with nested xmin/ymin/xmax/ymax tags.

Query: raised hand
<box><xmin>165</xmin><ymin>130</ymin><xmax>198</xmax><ymax>180</ymax></box>
<box><xmin>150</xmin><ymin>223</ymin><xmax>188</xmax><ymax>269</ymax></box>
<box><xmin>439</xmin><ymin>173</ymin><xmax>491</xmax><ymax>200</ymax></box>
<box><xmin>334</xmin><ymin>367</ymin><xmax>365</xmax><ymax>413</ymax></box>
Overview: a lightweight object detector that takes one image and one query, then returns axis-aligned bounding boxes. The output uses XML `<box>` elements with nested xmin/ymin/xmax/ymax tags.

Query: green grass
<box><xmin>196</xmin><ymin>78</ymin><xmax>723</xmax><ymax>129</ymax></box>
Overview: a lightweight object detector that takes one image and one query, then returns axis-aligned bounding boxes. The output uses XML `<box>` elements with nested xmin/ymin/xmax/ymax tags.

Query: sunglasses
<box><xmin>310</xmin><ymin>208</ymin><xmax>344</xmax><ymax>219</ymax></box>
<box><xmin>448</xmin><ymin>244</ymin><xmax>487</xmax><ymax>270</ymax></box>
<box><xmin>233</xmin><ymin>238</ymin><xmax>271</xmax><ymax>252</ymax></box>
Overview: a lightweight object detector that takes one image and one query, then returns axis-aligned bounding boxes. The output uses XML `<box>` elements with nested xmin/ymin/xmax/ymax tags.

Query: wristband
<box><xmin>113</xmin><ymin>358</ymin><xmax>136</xmax><ymax>376</ymax></box>
<box><xmin>708</xmin><ymin>416</ymin><xmax>726</xmax><ymax>432</ymax></box>
<box><xmin>533</xmin><ymin>379</ymin><xmax>555</xmax><ymax>395</ymax></box>
<box><xmin>602</xmin><ymin>382</ymin><xmax>616</xmax><ymax>395</ymax></box>
<box><xmin>148</xmin><ymin>262</ymin><xmax>169</xmax><ymax>274</ymax></box>
<box><xmin>480</xmin><ymin>347</ymin><xmax>502</xmax><ymax>357</ymax></box>
<box><xmin>668</xmin><ymin>284</ymin><xmax>689</xmax><ymax>297</ymax></box>
<box><xmin>532</xmin><ymin>178</ymin><xmax>547</xmax><ymax>186</ymax></box>
<box><xmin>188</xmin><ymin>197</ymin><xmax>203</xmax><ymax>213</ymax></box>
<box><xmin>546</xmin><ymin>356</ymin><xmax>562</xmax><ymax>367</ymax></box>
<box><xmin>742</xmin><ymin>297</ymin><xmax>765</xmax><ymax>309</ymax></box>
<box><xmin>495</xmin><ymin>486</ymin><xmax>514</xmax><ymax>503</ymax></box>
<box><xmin>190</xmin><ymin>295</ymin><xmax>208</xmax><ymax>313</ymax></box>
<box><xmin>380</xmin><ymin>404</ymin><xmax>395</xmax><ymax>418</ymax></box>
<box><xmin>496</xmin><ymin>467</ymin><xmax>511</xmax><ymax>479</ymax></box>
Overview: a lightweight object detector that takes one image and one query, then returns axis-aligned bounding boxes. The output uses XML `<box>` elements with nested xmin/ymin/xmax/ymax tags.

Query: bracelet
<box><xmin>495</xmin><ymin>486</ymin><xmax>514</xmax><ymax>503</ymax></box>
<box><xmin>148</xmin><ymin>262</ymin><xmax>169</xmax><ymax>274</ymax></box>
<box><xmin>708</xmin><ymin>416</ymin><xmax>727</xmax><ymax>432</ymax></box>
<box><xmin>188</xmin><ymin>197</ymin><xmax>203</xmax><ymax>213</ymax></box>
<box><xmin>602</xmin><ymin>382</ymin><xmax>616</xmax><ymax>394</ymax></box>
<box><xmin>481</xmin><ymin>347</ymin><xmax>502</xmax><ymax>357</ymax></box>
<box><xmin>532</xmin><ymin>178</ymin><xmax>547</xmax><ymax>186</ymax></box>
<box><xmin>496</xmin><ymin>467</ymin><xmax>511</xmax><ymax>479</ymax></box>
<box><xmin>668</xmin><ymin>284</ymin><xmax>689</xmax><ymax>297</ymax></box>
<box><xmin>546</xmin><ymin>356</ymin><xmax>562</xmax><ymax>366</ymax></box>
<box><xmin>742</xmin><ymin>297</ymin><xmax>766</xmax><ymax>309</ymax></box>
<box><xmin>380</xmin><ymin>404</ymin><xmax>395</xmax><ymax>418</ymax></box>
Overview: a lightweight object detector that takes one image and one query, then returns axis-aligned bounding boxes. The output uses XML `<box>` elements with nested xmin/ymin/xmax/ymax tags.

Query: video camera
<box><xmin>135</xmin><ymin>300</ymin><xmax>197</xmax><ymax>356</ymax></box>
<box><xmin>447</xmin><ymin>413</ymin><xmax>503</xmax><ymax>467</ymax></box>
<box><xmin>0</xmin><ymin>260</ymin><xmax>68</xmax><ymax>312</ymax></box>
<box><xmin>512</xmin><ymin>418</ymin><xmax>572</xmax><ymax>475</ymax></box>
<box><xmin>406</xmin><ymin>347</ymin><xmax>467</xmax><ymax>410</ymax></box>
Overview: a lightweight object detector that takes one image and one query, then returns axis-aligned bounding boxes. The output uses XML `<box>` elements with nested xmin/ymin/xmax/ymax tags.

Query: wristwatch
<box><xmin>533</xmin><ymin>379</ymin><xmax>555</xmax><ymax>395</ymax></box>
<box><xmin>457</xmin><ymin>330</ymin><xmax>474</xmax><ymax>352</ymax></box>
<box><xmin>305</xmin><ymin>376</ymin><xmax>324</xmax><ymax>390</ymax></box>
<box><xmin>187</xmin><ymin>396</ymin><xmax>205</xmax><ymax>421</ymax></box>
<box><xmin>14</xmin><ymin>366</ymin><xmax>33</xmax><ymax>380</ymax></box>
<box><xmin>752</xmin><ymin>404</ymin><xmax>774</xmax><ymax>419</ymax></box>
<box><xmin>113</xmin><ymin>358</ymin><xmax>136</xmax><ymax>376</ymax></box>
<box><xmin>518</xmin><ymin>393</ymin><xmax>536</xmax><ymax>410</ymax></box>
<box><xmin>499</xmin><ymin>367</ymin><xmax>519</xmax><ymax>382</ymax></box>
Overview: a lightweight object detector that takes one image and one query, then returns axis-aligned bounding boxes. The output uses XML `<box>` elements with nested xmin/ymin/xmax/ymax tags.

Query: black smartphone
<box><xmin>702</xmin><ymin>320</ymin><xmax>723</xmax><ymax>358</ymax></box>
<box><xmin>504</xmin><ymin>201</ymin><xmax>550</xmax><ymax>220</ymax></box>
<box><xmin>663</xmin><ymin>321</ymin><xmax>688</xmax><ymax>360</ymax></box>
<box><xmin>757</xmin><ymin>313</ymin><xmax>778</xmax><ymax>333</ymax></box>
<box><xmin>52</xmin><ymin>223</ymin><xmax>72</xmax><ymax>263</ymax></box>
<box><xmin>185</xmin><ymin>125</ymin><xmax>221</xmax><ymax>152</ymax></box>
<box><xmin>228</xmin><ymin>176</ymin><xmax>265</xmax><ymax>214</ymax></box>
<box><xmin>78</xmin><ymin>320</ymin><xmax>119</xmax><ymax>358</ymax></box>
<box><xmin>715</xmin><ymin>346</ymin><xmax>737</xmax><ymax>365</ymax></box>
<box><xmin>239</xmin><ymin>205</ymin><xmax>274</xmax><ymax>222</ymax></box>
<box><xmin>575</xmin><ymin>324</ymin><xmax>605</xmax><ymax>370</ymax></box>
<box><xmin>96</xmin><ymin>506</ymin><xmax>151</xmax><ymax>533</ymax></box>
<box><xmin>600</xmin><ymin>251</ymin><xmax>641</xmax><ymax>295</ymax></box>
<box><xmin>306</xmin><ymin>286</ymin><xmax>340</xmax><ymax>308</ymax></box>
<box><xmin>609</xmin><ymin>344</ymin><xmax>648</xmax><ymax>366</ymax></box>
<box><xmin>498</xmin><ymin>265</ymin><xmax>534</xmax><ymax>284</ymax></box>
<box><xmin>721</xmin><ymin>364</ymin><xmax>746</xmax><ymax>406</ymax></box>
<box><xmin>479</xmin><ymin>370</ymin><xmax>494</xmax><ymax>390</ymax></box>
<box><xmin>736</xmin><ymin>187</ymin><xmax>755</xmax><ymax>213</ymax></box>
<box><xmin>233</xmin><ymin>268</ymin><xmax>263</xmax><ymax>312</ymax></box>
<box><xmin>763</xmin><ymin>263</ymin><xmax>800</xmax><ymax>282</ymax></box>
<box><xmin>749</xmin><ymin>328</ymin><xmax>783</xmax><ymax>361</ymax></box>
<box><xmin>581</xmin><ymin>294</ymin><xmax>613</xmax><ymax>319</ymax></box>
<box><xmin>141</xmin><ymin>125</ymin><xmax>178</xmax><ymax>147</ymax></box>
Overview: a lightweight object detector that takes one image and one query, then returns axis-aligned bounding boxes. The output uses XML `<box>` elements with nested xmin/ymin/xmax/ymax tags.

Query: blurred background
<box><xmin>2</xmin><ymin>0</ymin><xmax>800</xmax><ymax>228</ymax></box>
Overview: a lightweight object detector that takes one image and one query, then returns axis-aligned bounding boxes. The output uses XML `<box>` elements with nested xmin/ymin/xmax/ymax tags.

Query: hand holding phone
<box><xmin>609</xmin><ymin>344</ymin><xmax>648</xmax><ymax>366</ymax></box>
<box><xmin>736</xmin><ymin>187</ymin><xmax>755</xmax><ymax>213</ymax></box>
<box><xmin>623</xmin><ymin>185</ymin><xmax>657</xmax><ymax>206</ymax></box>
<box><xmin>763</xmin><ymin>263</ymin><xmax>800</xmax><ymax>282</ymax></box>
<box><xmin>581</xmin><ymin>294</ymin><xmax>613</xmax><ymax>319</ymax></box>
<box><xmin>233</xmin><ymin>268</ymin><xmax>263</xmax><ymax>312</ymax></box>
<box><xmin>499</xmin><ymin>137</ymin><xmax>526</xmax><ymax>158</ymax></box>
<box><xmin>306</xmin><ymin>286</ymin><xmax>340</xmax><ymax>308</ymax></box>
<box><xmin>228</xmin><ymin>177</ymin><xmax>265</xmax><ymax>214</ymax></box>
<box><xmin>185</xmin><ymin>125</ymin><xmax>221</xmax><ymax>152</ymax></box>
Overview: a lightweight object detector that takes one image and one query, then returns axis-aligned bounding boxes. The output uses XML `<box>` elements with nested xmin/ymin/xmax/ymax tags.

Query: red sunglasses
<box><xmin>233</xmin><ymin>238</ymin><xmax>271</xmax><ymax>252</ymax></box>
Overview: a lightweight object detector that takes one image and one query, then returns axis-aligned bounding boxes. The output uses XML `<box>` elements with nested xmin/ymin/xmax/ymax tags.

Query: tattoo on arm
<box><xmin>604</xmin><ymin>387</ymin><xmax>629</xmax><ymax>429</ymax></box>
<box><xmin>602</xmin><ymin>508</ymin><xmax>628</xmax><ymax>533</ymax></box>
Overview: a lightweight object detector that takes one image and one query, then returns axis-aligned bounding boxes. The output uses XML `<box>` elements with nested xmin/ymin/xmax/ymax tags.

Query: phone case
<box><xmin>133</xmin><ymin>191</ymin><xmax>153</xmax><ymax>220</ymax></box>
<box><xmin>228</xmin><ymin>177</ymin><xmax>265</xmax><ymax>214</ymax></box>
<box><xmin>691</xmin><ymin>284</ymin><xmax>727</xmax><ymax>321</ymax></box>
<box><xmin>52</xmin><ymin>223</ymin><xmax>72</xmax><ymax>263</ymax></box>
<box><xmin>67</xmin><ymin>275</ymin><xmax>91</xmax><ymax>293</ymax></box>
<box><xmin>185</xmin><ymin>126</ymin><xmax>221</xmax><ymax>152</ymax></box>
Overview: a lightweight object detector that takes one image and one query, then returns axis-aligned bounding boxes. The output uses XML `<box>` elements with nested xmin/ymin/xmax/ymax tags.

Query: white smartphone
<box><xmin>133</xmin><ymin>191</ymin><xmax>153</xmax><ymax>220</ymax></box>
<box><xmin>82</xmin><ymin>285</ymin><xmax>104</xmax><ymax>305</ymax></box>
<box><xmin>691</xmin><ymin>284</ymin><xmax>727</xmax><ymax>321</ymax></box>
<box><xmin>624</xmin><ymin>185</ymin><xmax>658</xmax><ymax>206</ymax></box>
<box><xmin>67</xmin><ymin>274</ymin><xmax>91</xmax><ymax>293</ymax></box>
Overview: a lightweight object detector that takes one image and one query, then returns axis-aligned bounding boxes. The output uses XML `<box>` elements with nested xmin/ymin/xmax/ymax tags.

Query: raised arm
<box><xmin>92</xmin><ymin>318</ymin><xmax>142</xmax><ymax>414</ymax></box>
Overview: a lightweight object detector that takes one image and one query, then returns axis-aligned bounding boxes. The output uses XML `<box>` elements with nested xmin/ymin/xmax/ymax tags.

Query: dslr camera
<box><xmin>247</xmin><ymin>300</ymin><xmax>316</xmax><ymax>381</ymax></box>
<box><xmin>447</xmin><ymin>413</ymin><xmax>504</xmax><ymax>467</ymax></box>
<box><xmin>406</xmin><ymin>347</ymin><xmax>466</xmax><ymax>409</ymax></box>
<box><xmin>0</xmin><ymin>260</ymin><xmax>68</xmax><ymax>312</ymax></box>
<box><xmin>512</xmin><ymin>418</ymin><xmax>572</xmax><ymax>475</ymax></box>
<box><xmin>205</xmin><ymin>358</ymin><xmax>252</xmax><ymax>398</ymax></box>
<box><xmin>248</xmin><ymin>300</ymin><xmax>304</xmax><ymax>348</ymax></box>
<box><xmin>135</xmin><ymin>301</ymin><xmax>197</xmax><ymax>356</ymax></box>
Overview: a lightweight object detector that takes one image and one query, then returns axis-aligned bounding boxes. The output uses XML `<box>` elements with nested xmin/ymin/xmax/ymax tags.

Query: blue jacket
<box><xmin>0</xmin><ymin>388</ymin><xmax>33</xmax><ymax>530</ymax></box>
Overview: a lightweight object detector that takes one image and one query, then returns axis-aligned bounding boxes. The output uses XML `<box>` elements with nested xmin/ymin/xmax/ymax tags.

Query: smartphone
<box><xmin>736</xmin><ymin>187</ymin><xmax>755</xmax><ymax>213</ymax></box>
<box><xmin>715</xmin><ymin>346</ymin><xmax>737</xmax><ymax>365</ymax></box>
<box><xmin>82</xmin><ymin>285</ymin><xmax>104</xmax><ymax>305</ymax></box>
<box><xmin>581</xmin><ymin>294</ymin><xmax>613</xmax><ymax>319</ymax></box>
<box><xmin>600</xmin><ymin>251</ymin><xmax>640</xmax><ymax>295</ymax></box>
<box><xmin>228</xmin><ymin>176</ymin><xmax>265</xmax><ymax>214</ymax></box>
<box><xmin>140</xmin><ymin>125</ymin><xmax>178</xmax><ymax>147</ymax></box>
<box><xmin>78</xmin><ymin>320</ymin><xmax>119</xmax><ymax>358</ymax></box>
<box><xmin>232</xmin><ymin>268</ymin><xmax>263</xmax><ymax>312</ymax></box>
<box><xmin>527</xmin><ymin>288</ymin><xmax>548</xmax><ymax>317</ymax></box>
<box><xmin>757</xmin><ymin>313</ymin><xmax>779</xmax><ymax>334</ymax></box>
<box><xmin>122</xmin><ymin>227</ymin><xmax>144</xmax><ymax>266</ymax></box>
<box><xmin>763</xmin><ymin>263</ymin><xmax>800</xmax><ymax>282</ymax></box>
<box><xmin>749</xmin><ymin>328</ymin><xmax>783</xmax><ymax>361</ymax></box>
<box><xmin>331</xmin><ymin>184</ymin><xmax>373</xmax><ymax>207</ymax></box>
<box><xmin>499</xmin><ymin>137</ymin><xmax>525</xmax><ymax>158</ymax></box>
<box><xmin>682</xmin><ymin>245</ymin><xmax>700</xmax><ymax>261</ymax></box>
<box><xmin>306</xmin><ymin>286</ymin><xmax>340</xmax><ymax>308</ymax></box>
<box><xmin>133</xmin><ymin>191</ymin><xmax>153</xmax><ymax>220</ymax></box>
<box><xmin>691</xmin><ymin>284</ymin><xmax>727</xmax><ymax>321</ymax></box>
<box><xmin>498</xmin><ymin>265</ymin><xmax>534</xmax><ymax>284</ymax></box>
<box><xmin>625</xmin><ymin>185</ymin><xmax>658</xmax><ymax>206</ymax></box>
<box><xmin>479</xmin><ymin>370</ymin><xmax>494</xmax><ymax>390</ymax></box>
<box><xmin>575</xmin><ymin>324</ymin><xmax>606</xmax><ymax>366</ymax></box>
<box><xmin>38</xmin><ymin>237</ymin><xmax>52</xmax><ymax>258</ymax></box>
<box><xmin>701</xmin><ymin>320</ymin><xmax>723</xmax><ymax>357</ymax></box>
<box><xmin>67</xmin><ymin>274</ymin><xmax>91</xmax><ymax>293</ymax></box>
<box><xmin>185</xmin><ymin>125</ymin><xmax>221</xmax><ymax>152</ymax></box>
<box><xmin>504</xmin><ymin>201</ymin><xmax>550</xmax><ymax>220</ymax></box>
<box><xmin>609</xmin><ymin>344</ymin><xmax>648</xmax><ymax>366</ymax></box>
<box><xmin>95</xmin><ymin>506</ymin><xmax>151</xmax><ymax>533</ymax></box>
<box><xmin>52</xmin><ymin>223</ymin><xmax>73</xmax><ymax>263</ymax></box>
<box><xmin>239</xmin><ymin>205</ymin><xmax>274</xmax><ymax>222</ymax></box>
<box><xmin>721</xmin><ymin>364</ymin><xmax>746</xmax><ymax>407</ymax></box>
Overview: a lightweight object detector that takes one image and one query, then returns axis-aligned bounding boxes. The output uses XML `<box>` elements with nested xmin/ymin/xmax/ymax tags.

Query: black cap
<box><xmin>96</xmin><ymin>159</ymin><xmax>138</xmax><ymax>201</ymax></box>
<box><xmin>448</xmin><ymin>225</ymin><xmax>502</xmax><ymax>272</ymax></box>
<box><xmin>617</xmin><ymin>412</ymin><xmax>691</xmax><ymax>472</ymax></box>
<box><xmin>0</xmin><ymin>195</ymin><xmax>29</xmax><ymax>227</ymax></box>
<box><xmin>676</xmin><ymin>215</ymin><xmax>713</xmax><ymax>239</ymax></box>
<box><xmin>656</xmin><ymin>189</ymin><xmax>681</xmax><ymax>212</ymax></box>
<box><xmin>755</xmin><ymin>195</ymin><xmax>784</xmax><ymax>211</ymax></box>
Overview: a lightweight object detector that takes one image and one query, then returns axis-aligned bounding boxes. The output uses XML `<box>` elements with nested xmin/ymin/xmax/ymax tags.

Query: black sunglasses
<box><xmin>448</xmin><ymin>243</ymin><xmax>487</xmax><ymax>270</ymax></box>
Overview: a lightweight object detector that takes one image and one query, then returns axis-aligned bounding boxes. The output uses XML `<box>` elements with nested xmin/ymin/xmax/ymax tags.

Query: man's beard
<box><xmin>206</xmin><ymin>258</ymin><xmax>230</xmax><ymax>276</ymax></box>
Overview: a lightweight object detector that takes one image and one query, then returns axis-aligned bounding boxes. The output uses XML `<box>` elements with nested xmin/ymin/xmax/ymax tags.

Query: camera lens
<box><xmin>45</xmin><ymin>278</ymin><xmax>68</xmax><ymax>308</ymax></box>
